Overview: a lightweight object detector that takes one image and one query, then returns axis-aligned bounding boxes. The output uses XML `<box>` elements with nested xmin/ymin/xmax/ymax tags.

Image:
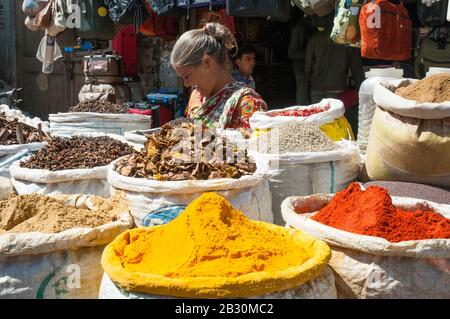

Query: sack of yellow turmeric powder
<box><xmin>100</xmin><ymin>193</ymin><xmax>336</xmax><ymax>299</ymax></box>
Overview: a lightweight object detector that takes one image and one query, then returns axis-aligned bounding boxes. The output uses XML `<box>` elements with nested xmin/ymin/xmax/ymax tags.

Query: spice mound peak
<box><xmin>118</xmin><ymin>193</ymin><xmax>311</xmax><ymax>278</ymax></box>
<box><xmin>312</xmin><ymin>182</ymin><xmax>450</xmax><ymax>242</ymax></box>
<box><xmin>102</xmin><ymin>192</ymin><xmax>332</xmax><ymax>297</ymax></box>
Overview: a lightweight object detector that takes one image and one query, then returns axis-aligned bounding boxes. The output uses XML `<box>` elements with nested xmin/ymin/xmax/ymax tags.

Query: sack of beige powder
<box><xmin>365</xmin><ymin>74</ymin><xmax>450</xmax><ymax>187</ymax></box>
<box><xmin>0</xmin><ymin>193</ymin><xmax>133</xmax><ymax>299</ymax></box>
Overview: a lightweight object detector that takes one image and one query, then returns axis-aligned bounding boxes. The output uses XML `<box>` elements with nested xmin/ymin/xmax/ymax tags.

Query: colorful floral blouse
<box><xmin>186</xmin><ymin>81</ymin><xmax>267</xmax><ymax>130</ymax></box>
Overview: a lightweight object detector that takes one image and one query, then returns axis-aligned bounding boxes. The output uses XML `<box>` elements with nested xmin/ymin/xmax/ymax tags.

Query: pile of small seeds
<box><xmin>68</xmin><ymin>101</ymin><xmax>127</xmax><ymax>114</ymax></box>
<box><xmin>21</xmin><ymin>136</ymin><xmax>134</xmax><ymax>170</ymax></box>
<box><xmin>261</xmin><ymin>122</ymin><xmax>336</xmax><ymax>154</ymax></box>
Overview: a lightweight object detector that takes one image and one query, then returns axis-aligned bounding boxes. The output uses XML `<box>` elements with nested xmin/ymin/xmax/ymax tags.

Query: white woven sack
<box><xmin>10</xmin><ymin>133</ymin><xmax>136</xmax><ymax>197</ymax></box>
<box><xmin>258</xmin><ymin>141</ymin><xmax>361</xmax><ymax>225</ymax></box>
<box><xmin>281</xmin><ymin>191</ymin><xmax>450</xmax><ymax>298</ymax></box>
<box><xmin>98</xmin><ymin>266</ymin><xmax>337</xmax><ymax>299</ymax></box>
<box><xmin>49</xmin><ymin>112</ymin><xmax>151</xmax><ymax>136</ymax></box>
<box><xmin>0</xmin><ymin>104</ymin><xmax>49</xmax><ymax>156</ymax></box>
<box><xmin>249</xmin><ymin>99</ymin><xmax>345</xmax><ymax>131</ymax></box>
<box><xmin>107</xmin><ymin>155</ymin><xmax>273</xmax><ymax>226</ymax></box>
<box><xmin>0</xmin><ymin>195</ymin><xmax>133</xmax><ymax>299</ymax></box>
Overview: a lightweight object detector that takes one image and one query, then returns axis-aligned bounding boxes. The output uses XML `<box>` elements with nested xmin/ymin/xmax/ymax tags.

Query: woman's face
<box><xmin>174</xmin><ymin>56</ymin><xmax>218</xmax><ymax>98</ymax></box>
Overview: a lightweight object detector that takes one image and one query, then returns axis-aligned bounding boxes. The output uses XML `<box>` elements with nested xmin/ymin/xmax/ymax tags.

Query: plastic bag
<box><xmin>25</xmin><ymin>16</ymin><xmax>40</xmax><ymax>32</ymax></box>
<box><xmin>99</xmin><ymin>264</ymin><xmax>337</xmax><ymax>299</ymax></box>
<box><xmin>49</xmin><ymin>111</ymin><xmax>152</xmax><ymax>136</ymax></box>
<box><xmin>291</xmin><ymin>0</ymin><xmax>335</xmax><ymax>17</ymax></box>
<box><xmin>36</xmin><ymin>35</ymin><xmax>63</xmax><ymax>74</ymax></box>
<box><xmin>47</xmin><ymin>0</ymin><xmax>67</xmax><ymax>37</ymax></box>
<box><xmin>101</xmin><ymin>225</ymin><xmax>332</xmax><ymax>298</ymax></box>
<box><xmin>147</xmin><ymin>0</ymin><xmax>185</xmax><ymax>16</ymax></box>
<box><xmin>330</xmin><ymin>0</ymin><xmax>362</xmax><ymax>47</ymax></box>
<box><xmin>104</xmin><ymin>0</ymin><xmax>148</xmax><ymax>27</ymax></box>
<box><xmin>417</xmin><ymin>0</ymin><xmax>448</xmax><ymax>26</ymax></box>
<box><xmin>32</xmin><ymin>0</ymin><xmax>54</xmax><ymax>30</ymax></box>
<box><xmin>10</xmin><ymin>133</ymin><xmax>134</xmax><ymax>197</ymax></box>
<box><xmin>22</xmin><ymin>0</ymin><xmax>48</xmax><ymax>16</ymax></box>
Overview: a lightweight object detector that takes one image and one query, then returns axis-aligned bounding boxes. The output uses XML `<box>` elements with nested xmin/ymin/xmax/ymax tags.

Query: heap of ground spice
<box><xmin>395</xmin><ymin>74</ymin><xmax>450</xmax><ymax>103</ymax></box>
<box><xmin>118</xmin><ymin>193</ymin><xmax>312</xmax><ymax>278</ymax></box>
<box><xmin>311</xmin><ymin>183</ymin><xmax>450</xmax><ymax>243</ymax></box>
<box><xmin>262</xmin><ymin>122</ymin><xmax>336</xmax><ymax>154</ymax></box>
<box><xmin>0</xmin><ymin>194</ymin><xmax>122</xmax><ymax>234</ymax></box>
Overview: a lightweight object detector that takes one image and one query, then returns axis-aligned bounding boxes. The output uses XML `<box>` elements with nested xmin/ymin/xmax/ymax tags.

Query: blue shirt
<box><xmin>232</xmin><ymin>68</ymin><xmax>256</xmax><ymax>90</ymax></box>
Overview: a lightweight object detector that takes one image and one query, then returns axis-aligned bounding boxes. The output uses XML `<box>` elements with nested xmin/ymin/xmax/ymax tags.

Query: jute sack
<box><xmin>365</xmin><ymin>79</ymin><xmax>450</xmax><ymax>187</ymax></box>
<box><xmin>107</xmin><ymin>155</ymin><xmax>274</xmax><ymax>226</ymax></box>
<box><xmin>0</xmin><ymin>195</ymin><xmax>133</xmax><ymax>299</ymax></box>
<box><xmin>281</xmin><ymin>192</ymin><xmax>450</xmax><ymax>299</ymax></box>
<box><xmin>99</xmin><ymin>226</ymin><xmax>335</xmax><ymax>299</ymax></box>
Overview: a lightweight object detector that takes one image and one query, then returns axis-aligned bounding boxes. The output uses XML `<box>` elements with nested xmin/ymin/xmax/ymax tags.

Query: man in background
<box><xmin>302</xmin><ymin>14</ymin><xmax>364</xmax><ymax>104</ymax></box>
<box><xmin>288</xmin><ymin>15</ymin><xmax>311</xmax><ymax>105</ymax></box>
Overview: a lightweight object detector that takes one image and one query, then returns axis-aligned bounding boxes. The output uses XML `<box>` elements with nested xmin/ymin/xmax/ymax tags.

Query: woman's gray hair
<box><xmin>170</xmin><ymin>22</ymin><xmax>237</xmax><ymax>69</ymax></box>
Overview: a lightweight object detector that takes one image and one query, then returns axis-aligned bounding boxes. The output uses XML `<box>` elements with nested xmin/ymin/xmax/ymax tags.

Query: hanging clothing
<box><xmin>186</xmin><ymin>81</ymin><xmax>267</xmax><ymax>129</ymax></box>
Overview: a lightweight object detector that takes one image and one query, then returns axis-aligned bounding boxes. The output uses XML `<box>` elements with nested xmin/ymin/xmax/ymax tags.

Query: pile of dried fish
<box><xmin>68</xmin><ymin>101</ymin><xmax>127</xmax><ymax>114</ymax></box>
<box><xmin>0</xmin><ymin>113</ymin><xmax>50</xmax><ymax>145</ymax></box>
<box><xmin>21</xmin><ymin>136</ymin><xmax>134</xmax><ymax>171</ymax></box>
<box><xmin>115</xmin><ymin>121</ymin><xmax>256</xmax><ymax>181</ymax></box>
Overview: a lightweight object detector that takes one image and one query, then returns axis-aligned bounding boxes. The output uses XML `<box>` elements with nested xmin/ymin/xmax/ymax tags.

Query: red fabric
<box><xmin>128</xmin><ymin>108</ymin><xmax>152</xmax><ymax>116</ymax></box>
<box><xmin>158</xmin><ymin>105</ymin><xmax>173</xmax><ymax>126</ymax></box>
<box><xmin>338</xmin><ymin>89</ymin><xmax>358</xmax><ymax>110</ymax></box>
<box><xmin>112</xmin><ymin>26</ymin><xmax>138</xmax><ymax>77</ymax></box>
<box><xmin>359</xmin><ymin>0</ymin><xmax>412</xmax><ymax>61</ymax></box>
<box><xmin>311</xmin><ymin>183</ymin><xmax>450</xmax><ymax>243</ymax></box>
<box><xmin>140</xmin><ymin>4</ymin><xmax>178</xmax><ymax>40</ymax></box>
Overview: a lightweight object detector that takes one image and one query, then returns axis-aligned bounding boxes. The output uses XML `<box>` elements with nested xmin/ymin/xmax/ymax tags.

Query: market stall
<box><xmin>0</xmin><ymin>0</ymin><xmax>448</xmax><ymax>301</ymax></box>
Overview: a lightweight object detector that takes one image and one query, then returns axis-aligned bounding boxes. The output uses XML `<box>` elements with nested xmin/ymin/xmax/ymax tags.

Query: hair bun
<box><xmin>204</xmin><ymin>22</ymin><xmax>237</xmax><ymax>52</ymax></box>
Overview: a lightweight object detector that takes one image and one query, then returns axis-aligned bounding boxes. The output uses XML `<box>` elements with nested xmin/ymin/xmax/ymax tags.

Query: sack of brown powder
<box><xmin>0</xmin><ymin>194</ymin><xmax>133</xmax><ymax>299</ymax></box>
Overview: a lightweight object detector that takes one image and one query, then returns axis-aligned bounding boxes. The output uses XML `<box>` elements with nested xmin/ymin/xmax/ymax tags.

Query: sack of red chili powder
<box><xmin>281</xmin><ymin>183</ymin><xmax>450</xmax><ymax>299</ymax></box>
<box><xmin>249</xmin><ymin>99</ymin><xmax>354</xmax><ymax>141</ymax></box>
